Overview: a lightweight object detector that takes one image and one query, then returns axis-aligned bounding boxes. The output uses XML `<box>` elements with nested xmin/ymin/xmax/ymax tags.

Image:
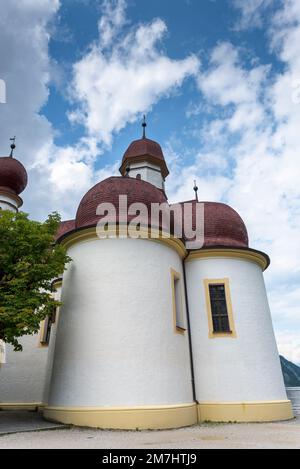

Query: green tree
<box><xmin>0</xmin><ymin>211</ymin><xmax>71</xmax><ymax>350</ymax></box>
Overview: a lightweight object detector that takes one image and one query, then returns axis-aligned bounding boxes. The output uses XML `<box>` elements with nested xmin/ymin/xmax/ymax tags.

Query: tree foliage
<box><xmin>0</xmin><ymin>211</ymin><xmax>71</xmax><ymax>350</ymax></box>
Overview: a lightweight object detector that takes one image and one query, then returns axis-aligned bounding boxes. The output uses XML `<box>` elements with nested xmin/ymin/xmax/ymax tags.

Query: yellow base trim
<box><xmin>0</xmin><ymin>403</ymin><xmax>43</xmax><ymax>411</ymax></box>
<box><xmin>197</xmin><ymin>400</ymin><xmax>294</xmax><ymax>422</ymax></box>
<box><xmin>44</xmin><ymin>403</ymin><xmax>197</xmax><ymax>430</ymax></box>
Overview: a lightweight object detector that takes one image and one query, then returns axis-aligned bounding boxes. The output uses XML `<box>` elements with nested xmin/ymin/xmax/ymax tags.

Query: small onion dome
<box><xmin>75</xmin><ymin>176</ymin><xmax>168</xmax><ymax>230</ymax></box>
<box><xmin>176</xmin><ymin>200</ymin><xmax>249</xmax><ymax>248</ymax></box>
<box><xmin>0</xmin><ymin>156</ymin><xmax>28</xmax><ymax>195</ymax></box>
<box><xmin>119</xmin><ymin>138</ymin><xmax>169</xmax><ymax>178</ymax></box>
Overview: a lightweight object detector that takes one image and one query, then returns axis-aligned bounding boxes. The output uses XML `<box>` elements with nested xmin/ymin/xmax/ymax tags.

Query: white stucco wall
<box><xmin>0</xmin><ymin>334</ymin><xmax>49</xmax><ymax>404</ymax></box>
<box><xmin>42</xmin><ymin>286</ymin><xmax>61</xmax><ymax>405</ymax></box>
<box><xmin>47</xmin><ymin>237</ymin><xmax>193</xmax><ymax>408</ymax></box>
<box><xmin>128</xmin><ymin>161</ymin><xmax>164</xmax><ymax>190</ymax></box>
<box><xmin>185</xmin><ymin>256</ymin><xmax>287</xmax><ymax>403</ymax></box>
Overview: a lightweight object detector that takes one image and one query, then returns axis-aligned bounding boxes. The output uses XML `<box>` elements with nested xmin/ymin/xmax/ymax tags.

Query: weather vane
<box><xmin>9</xmin><ymin>136</ymin><xmax>16</xmax><ymax>157</ymax></box>
<box><xmin>142</xmin><ymin>115</ymin><xmax>147</xmax><ymax>139</ymax></box>
<box><xmin>193</xmin><ymin>179</ymin><xmax>199</xmax><ymax>202</ymax></box>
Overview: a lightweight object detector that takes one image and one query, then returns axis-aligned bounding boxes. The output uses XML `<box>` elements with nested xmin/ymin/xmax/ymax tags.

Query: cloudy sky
<box><xmin>0</xmin><ymin>0</ymin><xmax>299</xmax><ymax>363</ymax></box>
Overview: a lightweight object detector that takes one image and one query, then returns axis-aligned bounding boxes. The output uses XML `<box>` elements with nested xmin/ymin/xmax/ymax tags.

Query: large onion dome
<box><xmin>75</xmin><ymin>176</ymin><xmax>168</xmax><ymax>230</ymax></box>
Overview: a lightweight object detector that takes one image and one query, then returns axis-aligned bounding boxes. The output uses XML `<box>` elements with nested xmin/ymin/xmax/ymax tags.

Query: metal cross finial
<box><xmin>9</xmin><ymin>136</ymin><xmax>16</xmax><ymax>157</ymax></box>
<box><xmin>193</xmin><ymin>179</ymin><xmax>199</xmax><ymax>202</ymax></box>
<box><xmin>142</xmin><ymin>115</ymin><xmax>147</xmax><ymax>139</ymax></box>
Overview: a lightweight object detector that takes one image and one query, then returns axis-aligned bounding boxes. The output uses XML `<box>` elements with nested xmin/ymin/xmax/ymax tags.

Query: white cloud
<box><xmin>0</xmin><ymin>0</ymin><xmax>298</xmax><ymax>363</ymax></box>
<box><xmin>232</xmin><ymin>0</ymin><xmax>275</xmax><ymax>30</ymax></box>
<box><xmin>0</xmin><ymin>0</ymin><xmax>102</xmax><ymax>222</ymax></box>
<box><xmin>98</xmin><ymin>0</ymin><xmax>127</xmax><ymax>49</ymax></box>
<box><xmin>0</xmin><ymin>0</ymin><xmax>58</xmax><ymax>152</ymax></box>
<box><xmin>170</xmin><ymin>1</ymin><xmax>300</xmax><ymax>363</ymax></box>
<box><xmin>0</xmin><ymin>0</ymin><xmax>199</xmax><ymax>220</ymax></box>
<box><xmin>165</xmin><ymin>140</ymin><xmax>232</xmax><ymax>205</ymax></box>
<box><xmin>189</xmin><ymin>13</ymin><xmax>300</xmax><ymax>287</ymax></box>
<box><xmin>197</xmin><ymin>42</ymin><xmax>269</xmax><ymax>133</ymax></box>
<box><xmin>275</xmin><ymin>330</ymin><xmax>300</xmax><ymax>366</ymax></box>
<box><xmin>198</xmin><ymin>43</ymin><xmax>266</xmax><ymax>105</ymax></box>
<box><xmin>0</xmin><ymin>0</ymin><xmax>67</xmax><ymax>219</ymax></box>
<box><xmin>68</xmin><ymin>12</ymin><xmax>199</xmax><ymax>145</ymax></box>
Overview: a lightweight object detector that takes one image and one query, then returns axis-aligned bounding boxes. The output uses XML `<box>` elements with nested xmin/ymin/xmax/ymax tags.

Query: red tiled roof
<box><xmin>120</xmin><ymin>138</ymin><xmax>169</xmax><ymax>177</ymax></box>
<box><xmin>0</xmin><ymin>156</ymin><xmax>28</xmax><ymax>195</ymax></box>
<box><xmin>75</xmin><ymin>176</ymin><xmax>168</xmax><ymax>230</ymax></box>
<box><xmin>123</xmin><ymin>138</ymin><xmax>164</xmax><ymax>161</ymax></box>
<box><xmin>57</xmin><ymin>179</ymin><xmax>248</xmax><ymax>250</ymax></box>
<box><xmin>175</xmin><ymin>200</ymin><xmax>249</xmax><ymax>248</ymax></box>
<box><xmin>55</xmin><ymin>219</ymin><xmax>76</xmax><ymax>241</ymax></box>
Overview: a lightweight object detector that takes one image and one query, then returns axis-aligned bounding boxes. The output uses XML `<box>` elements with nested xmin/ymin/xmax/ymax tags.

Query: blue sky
<box><xmin>0</xmin><ymin>0</ymin><xmax>299</xmax><ymax>363</ymax></box>
<box><xmin>44</xmin><ymin>0</ymin><xmax>280</xmax><ymax>165</ymax></box>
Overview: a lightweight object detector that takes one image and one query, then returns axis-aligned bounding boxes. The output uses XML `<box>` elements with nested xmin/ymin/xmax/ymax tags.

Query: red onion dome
<box><xmin>120</xmin><ymin>138</ymin><xmax>169</xmax><ymax>178</ymax></box>
<box><xmin>75</xmin><ymin>176</ymin><xmax>168</xmax><ymax>230</ymax></box>
<box><xmin>203</xmin><ymin>202</ymin><xmax>248</xmax><ymax>247</ymax></box>
<box><xmin>0</xmin><ymin>156</ymin><xmax>28</xmax><ymax>194</ymax></box>
<box><xmin>176</xmin><ymin>200</ymin><xmax>248</xmax><ymax>248</ymax></box>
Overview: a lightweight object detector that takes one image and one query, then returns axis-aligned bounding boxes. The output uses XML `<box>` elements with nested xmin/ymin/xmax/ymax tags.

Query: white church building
<box><xmin>0</xmin><ymin>128</ymin><xmax>293</xmax><ymax>429</ymax></box>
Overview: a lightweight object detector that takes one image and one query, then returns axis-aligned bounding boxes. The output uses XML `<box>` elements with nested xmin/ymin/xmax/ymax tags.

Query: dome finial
<box><xmin>9</xmin><ymin>136</ymin><xmax>16</xmax><ymax>157</ymax></box>
<box><xmin>142</xmin><ymin>115</ymin><xmax>147</xmax><ymax>139</ymax></box>
<box><xmin>193</xmin><ymin>180</ymin><xmax>199</xmax><ymax>202</ymax></box>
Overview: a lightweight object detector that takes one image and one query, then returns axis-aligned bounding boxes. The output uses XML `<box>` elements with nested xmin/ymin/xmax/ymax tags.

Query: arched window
<box><xmin>136</xmin><ymin>174</ymin><xmax>141</xmax><ymax>180</ymax></box>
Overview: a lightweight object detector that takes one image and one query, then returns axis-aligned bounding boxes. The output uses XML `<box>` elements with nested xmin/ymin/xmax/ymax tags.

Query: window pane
<box><xmin>174</xmin><ymin>276</ymin><xmax>184</xmax><ymax>329</ymax></box>
<box><xmin>40</xmin><ymin>316</ymin><xmax>52</xmax><ymax>345</ymax></box>
<box><xmin>209</xmin><ymin>284</ymin><xmax>231</xmax><ymax>333</ymax></box>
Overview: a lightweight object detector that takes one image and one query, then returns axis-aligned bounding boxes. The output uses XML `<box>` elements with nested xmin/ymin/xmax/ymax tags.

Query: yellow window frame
<box><xmin>203</xmin><ymin>278</ymin><xmax>237</xmax><ymax>339</ymax></box>
<box><xmin>171</xmin><ymin>268</ymin><xmax>186</xmax><ymax>335</ymax></box>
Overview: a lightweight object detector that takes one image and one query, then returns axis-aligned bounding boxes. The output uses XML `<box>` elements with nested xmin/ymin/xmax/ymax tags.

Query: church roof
<box><xmin>54</xmin><ymin>219</ymin><xmax>76</xmax><ymax>241</ymax></box>
<box><xmin>203</xmin><ymin>201</ymin><xmax>248</xmax><ymax>247</ymax></box>
<box><xmin>119</xmin><ymin>138</ymin><xmax>169</xmax><ymax>178</ymax></box>
<box><xmin>55</xmin><ymin>132</ymin><xmax>249</xmax><ymax>251</ymax></box>
<box><xmin>75</xmin><ymin>176</ymin><xmax>168</xmax><ymax>231</ymax></box>
<box><xmin>176</xmin><ymin>200</ymin><xmax>249</xmax><ymax>248</ymax></box>
<box><xmin>0</xmin><ymin>156</ymin><xmax>28</xmax><ymax>195</ymax></box>
<box><xmin>56</xmin><ymin>186</ymin><xmax>249</xmax><ymax>251</ymax></box>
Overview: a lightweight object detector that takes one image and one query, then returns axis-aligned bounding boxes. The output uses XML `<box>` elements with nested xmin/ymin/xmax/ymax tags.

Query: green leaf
<box><xmin>0</xmin><ymin>210</ymin><xmax>71</xmax><ymax>350</ymax></box>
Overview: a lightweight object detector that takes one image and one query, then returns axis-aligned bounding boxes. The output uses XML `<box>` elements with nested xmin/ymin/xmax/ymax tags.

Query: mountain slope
<box><xmin>280</xmin><ymin>355</ymin><xmax>300</xmax><ymax>387</ymax></box>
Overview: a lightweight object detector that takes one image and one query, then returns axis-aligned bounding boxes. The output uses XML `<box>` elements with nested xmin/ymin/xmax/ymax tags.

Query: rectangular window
<box><xmin>171</xmin><ymin>269</ymin><xmax>186</xmax><ymax>333</ymax></box>
<box><xmin>40</xmin><ymin>307</ymin><xmax>57</xmax><ymax>346</ymax></box>
<box><xmin>209</xmin><ymin>284</ymin><xmax>230</xmax><ymax>333</ymax></box>
<box><xmin>40</xmin><ymin>316</ymin><xmax>52</xmax><ymax>346</ymax></box>
<box><xmin>204</xmin><ymin>278</ymin><xmax>236</xmax><ymax>338</ymax></box>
